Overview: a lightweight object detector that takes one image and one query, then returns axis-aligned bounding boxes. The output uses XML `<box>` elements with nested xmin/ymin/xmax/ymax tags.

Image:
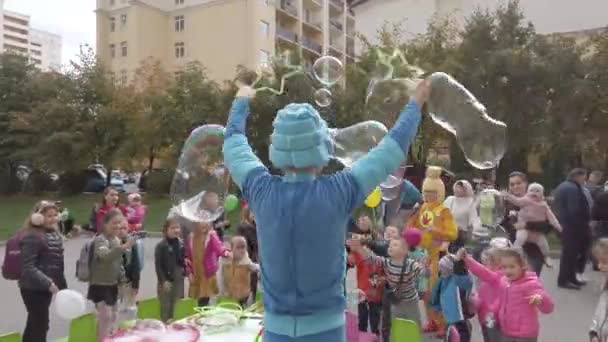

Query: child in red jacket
<box><xmin>348</xmin><ymin>246</ymin><xmax>384</xmax><ymax>335</ymax></box>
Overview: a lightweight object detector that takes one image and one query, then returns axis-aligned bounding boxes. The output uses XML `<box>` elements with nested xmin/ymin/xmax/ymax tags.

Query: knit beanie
<box><xmin>438</xmin><ymin>254</ymin><xmax>455</xmax><ymax>276</ymax></box>
<box><xmin>422</xmin><ymin>166</ymin><xmax>446</xmax><ymax>202</ymax></box>
<box><xmin>402</xmin><ymin>227</ymin><xmax>422</xmax><ymax>249</ymax></box>
<box><xmin>269</xmin><ymin>103</ymin><xmax>332</xmax><ymax>169</ymax></box>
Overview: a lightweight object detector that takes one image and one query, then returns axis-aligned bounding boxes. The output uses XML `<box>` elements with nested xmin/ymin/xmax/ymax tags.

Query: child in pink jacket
<box><xmin>126</xmin><ymin>193</ymin><xmax>147</xmax><ymax>232</ymax></box>
<box><xmin>458</xmin><ymin>247</ymin><xmax>554</xmax><ymax>342</ymax></box>
<box><xmin>470</xmin><ymin>247</ymin><xmax>503</xmax><ymax>342</ymax></box>
<box><xmin>185</xmin><ymin>221</ymin><xmax>231</xmax><ymax>307</ymax></box>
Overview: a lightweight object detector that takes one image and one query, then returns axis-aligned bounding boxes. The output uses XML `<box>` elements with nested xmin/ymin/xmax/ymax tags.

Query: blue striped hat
<box><xmin>269</xmin><ymin>103</ymin><xmax>332</xmax><ymax>169</ymax></box>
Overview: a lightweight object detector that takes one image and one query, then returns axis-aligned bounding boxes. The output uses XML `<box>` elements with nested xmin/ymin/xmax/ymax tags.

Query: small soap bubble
<box><xmin>312</xmin><ymin>56</ymin><xmax>344</xmax><ymax>87</ymax></box>
<box><xmin>380</xmin><ymin>175</ymin><xmax>402</xmax><ymax>201</ymax></box>
<box><xmin>314</xmin><ymin>88</ymin><xmax>332</xmax><ymax>107</ymax></box>
<box><xmin>170</xmin><ymin>125</ymin><xmax>230</xmax><ymax>223</ymax></box>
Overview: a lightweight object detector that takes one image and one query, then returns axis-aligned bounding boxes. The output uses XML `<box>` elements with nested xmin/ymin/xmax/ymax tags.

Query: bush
<box><xmin>24</xmin><ymin>170</ymin><xmax>55</xmax><ymax>194</ymax></box>
<box><xmin>145</xmin><ymin>170</ymin><xmax>172</xmax><ymax>195</ymax></box>
<box><xmin>0</xmin><ymin>167</ymin><xmax>23</xmax><ymax>194</ymax></box>
<box><xmin>57</xmin><ymin>171</ymin><xmax>88</xmax><ymax>195</ymax></box>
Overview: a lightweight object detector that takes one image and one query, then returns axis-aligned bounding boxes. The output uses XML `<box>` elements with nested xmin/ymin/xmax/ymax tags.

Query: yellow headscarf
<box><xmin>422</xmin><ymin>166</ymin><xmax>445</xmax><ymax>203</ymax></box>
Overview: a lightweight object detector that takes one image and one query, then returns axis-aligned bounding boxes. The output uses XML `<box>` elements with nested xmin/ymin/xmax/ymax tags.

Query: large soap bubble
<box><xmin>54</xmin><ymin>289</ymin><xmax>86</xmax><ymax>320</ymax></box>
<box><xmin>170</xmin><ymin>125</ymin><xmax>230</xmax><ymax>223</ymax></box>
<box><xmin>365</xmin><ymin>78</ymin><xmax>417</xmax><ymax>120</ymax></box>
<box><xmin>313</xmin><ymin>56</ymin><xmax>344</xmax><ymax>87</ymax></box>
<box><xmin>477</xmin><ymin>189</ymin><xmax>505</xmax><ymax>229</ymax></box>
<box><xmin>329</xmin><ymin>121</ymin><xmax>388</xmax><ymax>168</ymax></box>
<box><xmin>365</xmin><ymin>72</ymin><xmax>507</xmax><ymax>170</ymax></box>
<box><xmin>427</xmin><ymin>72</ymin><xmax>507</xmax><ymax>170</ymax></box>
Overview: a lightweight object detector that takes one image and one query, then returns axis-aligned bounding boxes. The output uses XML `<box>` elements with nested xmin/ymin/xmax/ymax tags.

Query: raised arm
<box><xmin>545</xmin><ymin>203</ymin><xmax>562</xmax><ymax>232</ymax></box>
<box><xmin>504</xmin><ymin>193</ymin><xmax>533</xmax><ymax>208</ymax></box>
<box><xmin>349</xmin><ymin>81</ymin><xmax>429</xmax><ymax>198</ymax></box>
<box><xmin>223</xmin><ymin>88</ymin><xmax>267</xmax><ymax>189</ymax></box>
<box><xmin>464</xmin><ymin>255</ymin><xmax>502</xmax><ymax>287</ymax></box>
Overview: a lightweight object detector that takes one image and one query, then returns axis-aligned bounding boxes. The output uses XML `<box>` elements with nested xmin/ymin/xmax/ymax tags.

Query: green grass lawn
<box><xmin>0</xmin><ymin>193</ymin><xmax>243</xmax><ymax>240</ymax></box>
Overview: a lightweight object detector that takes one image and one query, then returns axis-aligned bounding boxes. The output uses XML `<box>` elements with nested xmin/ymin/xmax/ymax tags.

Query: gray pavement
<box><xmin>0</xmin><ymin>237</ymin><xmax>601</xmax><ymax>341</ymax></box>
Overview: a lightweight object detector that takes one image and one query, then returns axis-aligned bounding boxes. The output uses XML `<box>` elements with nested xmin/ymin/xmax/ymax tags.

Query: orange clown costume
<box><xmin>406</xmin><ymin>166</ymin><xmax>457</xmax><ymax>333</ymax></box>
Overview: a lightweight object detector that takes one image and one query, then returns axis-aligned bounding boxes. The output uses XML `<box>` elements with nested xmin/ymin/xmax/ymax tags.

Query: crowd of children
<box><xmin>342</xmin><ymin>167</ymin><xmax>563</xmax><ymax>342</ymax></box>
<box><xmin>13</xmin><ymin>173</ymin><xmax>608</xmax><ymax>342</ymax></box>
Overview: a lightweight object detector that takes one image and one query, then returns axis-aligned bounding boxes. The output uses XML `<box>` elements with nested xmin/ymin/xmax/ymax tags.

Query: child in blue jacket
<box><xmin>429</xmin><ymin>254</ymin><xmax>474</xmax><ymax>342</ymax></box>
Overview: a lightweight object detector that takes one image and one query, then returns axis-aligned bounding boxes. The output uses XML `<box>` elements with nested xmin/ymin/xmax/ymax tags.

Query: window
<box><xmin>175</xmin><ymin>15</ymin><xmax>185</xmax><ymax>32</ymax></box>
<box><xmin>110</xmin><ymin>44</ymin><xmax>115</xmax><ymax>58</ymax></box>
<box><xmin>120</xmin><ymin>41</ymin><xmax>127</xmax><ymax>57</ymax></box>
<box><xmin>120</xmin><ymin>14</ymin><xmax>127</xmax><ymax>28</ymax></box>
<box><xmin>175</xmin><ymin>42</ymin><xmax>185</xmax><ymax>58</ymax></box>
<box><xmin>110</xmin><ymin>17</ymin><xmax>116</xmax><ymax>32</ymax></box>
<box><xmin>259</xmin><ymin>50</ymin><xmax>270</xmax><ymax>66</ymax></box>
<box><xmin>259</xmin><ymin>20</ymin><xmax>269</xmax><ymax>38</ymax></box>
<box><xmin>175</xmin><ymin>0</ymin><xmax>184</xmax><ymax>4</ymax></box>
<box><xmin>120</xmin><ymin>70</ymin><xmax>128</xmax><ymax>84</ymax></box>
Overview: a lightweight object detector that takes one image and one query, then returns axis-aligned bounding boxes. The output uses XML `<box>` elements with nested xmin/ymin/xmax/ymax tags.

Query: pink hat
<box><xmin>402</xmin><ymin>228</ymin><xmax>422</xmax><ymax>248</ymax></box>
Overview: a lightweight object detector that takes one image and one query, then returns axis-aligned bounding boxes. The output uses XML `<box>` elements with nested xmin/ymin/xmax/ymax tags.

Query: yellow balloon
<box><xmin>365</xmin><ymin>187</ymin><xmax>382</xmax><ymax>208</ymax></box>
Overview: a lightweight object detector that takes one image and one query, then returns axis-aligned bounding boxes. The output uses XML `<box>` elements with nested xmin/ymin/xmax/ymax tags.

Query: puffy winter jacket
<box><xmin>19</xmin><ymin>229</ymin><xmax>67</xmax><ymax>291</ymax></box>
<box><xmin>465</xmin><ymin>256</ymin><xmax>554</xmax><ymax>338</ymax></box>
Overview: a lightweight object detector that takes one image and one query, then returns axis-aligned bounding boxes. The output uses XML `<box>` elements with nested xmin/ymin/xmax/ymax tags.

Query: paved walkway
<box><xmin>0</xmin><ymin>237</ymin><xmax>600</xmax><ymax>341</ymax></box>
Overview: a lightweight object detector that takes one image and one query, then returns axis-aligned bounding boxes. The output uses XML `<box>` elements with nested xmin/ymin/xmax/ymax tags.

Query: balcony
<box><xmin>330</xmin><ymin>0</ymin><xmax>344</xmax><ymax>10</ymax></box>
<box><xmin>330</xmin><ymin>20</ymin><xmax>343</xmax><ymax>31</ymax></box>
<box><xmin>276</xmin><ymin>27</ymin><xmax>298</xmax><ymax>44</ymax></box>
<box><xmin>304</xmin><ymin>0</ymin><xmax>322</xmax><ymax>8</ymax></box>
<box><xmin>303</xmin><ymin>20</ymin><xmax>322</xmax><ymax>32</ymax></box>
<box><xmin>277</xmin><ymin>1</ymin><xmax>298</xmax><ymax>19</ymax></box>
<box><xmin>301</xmin><ymin>38</ymin><xmax>322</xmax><ymax>55</ymax></box>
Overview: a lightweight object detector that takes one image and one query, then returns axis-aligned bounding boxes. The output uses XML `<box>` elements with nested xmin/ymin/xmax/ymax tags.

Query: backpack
<box><xmin>2</xmin><ymin>231</ymin><xmax>45</xmax><ymax>281</ymax></box>
<box><xmin>76</xmin><ymin>238</ymin><xmax>96</xmax><ymax>282</ymax></box>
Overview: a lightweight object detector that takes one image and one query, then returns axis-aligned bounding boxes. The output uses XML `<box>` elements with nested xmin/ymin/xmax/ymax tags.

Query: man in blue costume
<box><xmin>223</xmin><ymin>80</ymin><xmax>430</xmax><ymax>341</ymax></box>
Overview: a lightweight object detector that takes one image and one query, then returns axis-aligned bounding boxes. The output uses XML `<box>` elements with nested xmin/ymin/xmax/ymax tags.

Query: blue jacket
<box><xmin>429</xmin><ymin>262</ymin><xmax>473</xmax><ymax>325</ymax></box>
<box><xmin>222</xmin><ymin>97</ymin><xmax>421</xmax><ymax>338</ymax></box>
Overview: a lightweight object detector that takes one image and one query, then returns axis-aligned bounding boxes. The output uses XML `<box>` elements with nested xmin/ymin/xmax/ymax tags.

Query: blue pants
<box><xmin>263</xmin><ymin>325</ymin><xmax>345</xmax><ymax>342</ymax></box>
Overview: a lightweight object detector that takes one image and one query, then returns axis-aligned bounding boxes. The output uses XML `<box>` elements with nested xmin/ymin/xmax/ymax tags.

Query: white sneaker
<box><xmin>576</xmin><ymin>273</ymin><xmax>589</xmax><ymax>283</ymax></box>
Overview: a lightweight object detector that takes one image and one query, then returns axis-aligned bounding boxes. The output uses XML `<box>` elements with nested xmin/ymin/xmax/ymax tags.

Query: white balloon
<box><xmin>55</xmin><ymin>289</ymin><xmax>86</xmax><ymax>320</ymax></box>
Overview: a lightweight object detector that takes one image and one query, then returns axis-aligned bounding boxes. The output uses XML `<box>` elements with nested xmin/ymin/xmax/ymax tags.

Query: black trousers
<box><xmin>558</xmin><ymin>229</ymin><xmax>589</xmax><ymax>284</ymax></box>
<box><xmin>446</xmin><ymin>321</ymin><xmax>471</xmax><ymax>342</ymax></box>
<box><xmin>357</xmin><ymin>300</ymin><xmax>381</xmax><ymax>334</ymax></box>
<box><xmin>250</xmin><ymin>271</ymin><xmax>259</xmax><ymax>301</ymax></box>
<box><xmin>576</xmin><ymin>231</ymin><xmax>592</xmax><ymax>274</ymax></box>
<box><xmin>20</xmin><ymin>288</ymin><xmax>52</xmax><ymax>342</ymax></box>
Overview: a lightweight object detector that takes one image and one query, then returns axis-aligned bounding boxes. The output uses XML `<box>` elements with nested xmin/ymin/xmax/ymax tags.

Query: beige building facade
<box><xmin>96</xmin><ymin>0</ymin><xmax>355</xmax><ymax>82</ymax></box>
<box><xmin>0</xmin><ymin>0</ymin><xmax>62</xmax><ymax>71</ymax></box>
<box><xmin>352</xmin><ymin>0</ymin><xmax>608</xmax><ymax>53</ymax></box>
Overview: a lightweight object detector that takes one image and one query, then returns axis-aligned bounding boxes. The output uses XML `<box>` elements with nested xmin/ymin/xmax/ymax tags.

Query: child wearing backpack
<box><xmin>117</xmin><ymin>216</ymin><xmax>142</xmax><ymax>321</ymax></box>
<box><xmin>88</xmin><ymin>209</ymin><xmax>136</xmax><ymax>341</ymax></box>
<box><xmin>8</xmin><ymin>201</ymin><xmax>67</xmax><ymax>342</ymax></box>
<box><xmin>155</xmin><ymin>218</ymin><xmax>189</xmax><ymax>322</ymax></box>
<box><xmin>429</xmin><ymin>253</ymin><xmax>474</xmax><ymax>342</ymax></box>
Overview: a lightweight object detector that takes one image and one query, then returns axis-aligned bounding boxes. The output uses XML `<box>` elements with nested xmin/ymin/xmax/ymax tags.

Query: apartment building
<box><xmin>96</xmin><ymin>0</ymin><xmax>355</xmax><ymax>82</ymax></box>
<box><xmin>0</xmin><ymin>0</ymin><xmax>63</xmax><ymax>71</ymax></box>
<box><xmin>352</xmin><ymin>0</ymin><xmax>608</xmax><ymax>52</ymax></box>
